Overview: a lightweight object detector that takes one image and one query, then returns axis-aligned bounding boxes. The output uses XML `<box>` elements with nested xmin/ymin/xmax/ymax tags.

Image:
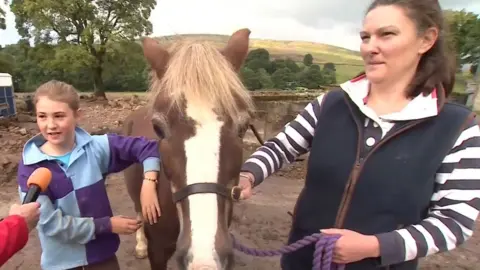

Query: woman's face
<box><xmin>360</xmin><ymin>5</ymin><xmax>437</xmax><ymax>85</ymax></box>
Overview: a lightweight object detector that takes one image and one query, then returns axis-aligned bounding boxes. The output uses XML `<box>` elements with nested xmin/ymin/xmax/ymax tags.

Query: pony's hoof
<box><xmin>135</xmin><ymin>248</ymin><xmax>148</xmax><ymax>259</ymax></box>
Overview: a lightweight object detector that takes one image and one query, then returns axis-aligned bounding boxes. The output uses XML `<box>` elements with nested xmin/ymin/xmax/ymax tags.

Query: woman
<box><xmin>238</xmin><ymin>0</ymin><xmax>480</xmax><ymax>269</ymax></box>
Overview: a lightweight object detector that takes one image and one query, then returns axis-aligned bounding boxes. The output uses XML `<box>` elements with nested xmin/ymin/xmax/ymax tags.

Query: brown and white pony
<box><xmin>122</xmin><ymin>29</ymin><xmax>254</xmax><ymax>270</ymax></box>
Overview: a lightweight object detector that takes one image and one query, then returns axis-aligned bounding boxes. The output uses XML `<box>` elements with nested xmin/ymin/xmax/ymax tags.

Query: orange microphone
<box><xmin>22</xmin><ymin>167</ymin><xmax>52</xmax><ymax>204</ymax></box>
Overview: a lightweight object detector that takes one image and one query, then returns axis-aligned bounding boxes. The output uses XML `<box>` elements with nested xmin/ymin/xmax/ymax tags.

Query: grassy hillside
<box><xmin>153</xmin><ymin>34</ymin><xmax>365</xmax><ymax>82</ymax></box>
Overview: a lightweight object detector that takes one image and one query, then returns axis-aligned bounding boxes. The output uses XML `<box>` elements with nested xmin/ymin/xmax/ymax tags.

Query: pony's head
<box><xmin>142</xmin><ymin>29</ymin><xmax>254</xmax><ymax>270</ymax></box>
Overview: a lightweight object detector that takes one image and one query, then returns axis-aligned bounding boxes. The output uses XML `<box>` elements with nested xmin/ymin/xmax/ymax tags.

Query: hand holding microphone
<box><xmin>9</xmin><ymin>203</ymin><xmax>40</xmax><ymax>231</ymax></box>
<box><xmin>9</xmin><ymin>167</ymin><xmax>52</xmax><ymax>231</ymax></box>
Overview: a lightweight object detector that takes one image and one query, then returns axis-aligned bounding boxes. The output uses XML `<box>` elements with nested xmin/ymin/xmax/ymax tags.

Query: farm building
<box><xmin>0</xmin><ymin>73</ymin><xmax>17</xmax><ymax>118</ymax></box>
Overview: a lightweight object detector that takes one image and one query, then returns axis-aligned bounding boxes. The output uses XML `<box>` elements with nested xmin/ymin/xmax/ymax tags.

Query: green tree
<box><xmin>1</xmin><ymin>41</ymin><xmax>31</xmax><ymax>90</ymax></box>
<box><xmin>310</xmin><ymin>64</ymin><xmax>320</xmax><ymax>71</ymax></box>
<box><xmin>47</xmin><ymin>44</ymin><xmax>96</xmax><ymax>90</ymax></box>
<box><xmin>303</xmin><ymin>53</ymin><xmax>313</xmax><ymax>66</ymax></box>
<box><xmin>444</xmin><ymin>9</ymin><xmax>480</xmax><ymax>65</ymax></box>
<box><xmin>322</xmin><ymin>68</ymin><xmax>336</xmax><ymax>85</ymax></box>
<box><xmin>245</xmin><ymin>48</ymin><xmax>271</xmax><ymax>72</ymax></box>
<box><xmin>270</xmin><ymin>59</ymin><xmax>286</xmax><ymax>74</ymax></box>
<box><xmin>297</xmin><ymin>65</ymin><xmax>324</xmax><ymax>89</ymax></box>
<box><xmin>271</xmin><ymin>67</ymin><xmax>294</xmax><ymax>90</ymax></box>
<box><xmin>240</xmin><ymin>67</ymin><xmax>261</xmax><ymax>90</ymax></box>
<box><xmin>0</xmin><ymin>0</ymin><xmax>7</xmax><ymax>29</ymax></box>
<box><xmin>323</xmin><ymin>62</ymin><xmax>336</xmax><ymax>71</ymax></box>
<box><xmin>322</xmin><ymin>63</ymin><xmax>337</xmax><ymax>84</ymax></box>
<box><xmin>16</xmin><ymin>43</ymin><xmax>60</xmax><ymax>90</ymax></box>
<box><xmin>246</xmin><ymin>58</ymin><xmax>270</xmax><ymax>72</ymax></box>
<box><xmin>11</xmin><ymin>0</ymin><xmax>156</xmax><ymax>98</ymax></box>
<box><xmin>0</xmin><ymin>52</ymin><xmax>14</xmax><ymax>74</ymax></box>
<box><xmin>257</xmin><ymin>68</ymin><xmax>274</xmax><ymax>89</ymax></box>
<box><xmin>245</xmin><ymin>48</ymin><xmax>270</xmax><ymax>63</ymax></box>
<box><xmin>285</xmin><ymin>58</ymin><xmax>300</xmax><ymax>73</ymax></box>
<box><xmin>103</xmin><ymin>41</ymin><xmax>149</xmax><ymax>91</ymax></box>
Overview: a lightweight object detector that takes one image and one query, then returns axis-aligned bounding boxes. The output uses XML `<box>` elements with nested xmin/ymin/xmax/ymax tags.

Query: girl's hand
<box><xmin>140</xmin><ymin>179</ymin><xmax>161</xmax><ymax>225</ymax></box>
<box><xmin>110</xmin><ymin>215</ymin><xmax>141</xmax><ymax>235</ymax></box>
<box><xmin>320</xmin><ymin>228</ymin><xmax>380</xmax><ymax>264</ymax></box>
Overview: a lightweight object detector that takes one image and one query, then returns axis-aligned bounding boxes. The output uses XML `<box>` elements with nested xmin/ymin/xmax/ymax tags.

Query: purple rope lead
<box><xmin>231</xmin><ymin>233</ymin><xmax>345</xmax><ymax>270</ymax></box>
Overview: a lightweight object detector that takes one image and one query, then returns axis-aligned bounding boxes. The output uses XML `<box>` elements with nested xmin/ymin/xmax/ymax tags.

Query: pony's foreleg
<box><xmin>135</xmin><ymin>212</ymin><xmax>148</xmax><ymax>259</ymax></box>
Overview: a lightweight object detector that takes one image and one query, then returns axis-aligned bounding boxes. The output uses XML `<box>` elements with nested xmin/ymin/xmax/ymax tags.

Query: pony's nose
<box><xmin>188</xmin><ymin>259</ymin><xmax>219</xmax><ymax>270</ymax></box>
<box><xmin>179</xmin><ymin>252</ymin><xmax>219</xmax><ymax>270</ymax></box>
<box><xmin>189</xmin><ymin>265</ymin><xmax>216</xmax><ymax>270</ymax></box>
<box><xmin>186</xmin><ymin>255</ymin><xmax>221</xmax><ymax>270</ymax></box>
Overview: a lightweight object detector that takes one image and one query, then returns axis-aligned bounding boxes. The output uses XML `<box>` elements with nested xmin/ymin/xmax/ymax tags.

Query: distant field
<box><xmin>154</xmin><ymin>34</ymin><xmax>365</xmax><ymax>83</ymax></box>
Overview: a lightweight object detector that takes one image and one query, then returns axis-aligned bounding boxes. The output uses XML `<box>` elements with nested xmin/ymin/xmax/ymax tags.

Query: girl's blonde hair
<box><xmin>33</xmin><ymin>80</ymin><xmax>80</xmax><ymax>111</ymax></box>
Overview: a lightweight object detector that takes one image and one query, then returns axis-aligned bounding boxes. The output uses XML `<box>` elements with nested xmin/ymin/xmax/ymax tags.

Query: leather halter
<box><xmin>153</xmin><ymin>124</ymin><xmax>250</xmax><ymax>204</ymax></box>
<box><xmin>172</xmin><ymin>183</ymin><xmax>242</xmax><ymax>203</ymax></box>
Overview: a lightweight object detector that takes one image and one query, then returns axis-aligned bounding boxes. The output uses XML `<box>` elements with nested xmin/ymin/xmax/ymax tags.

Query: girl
<box><xmin>17</xmin><ymin>80</ymin><xmax>161</xmax><ymax>270</ymax></box>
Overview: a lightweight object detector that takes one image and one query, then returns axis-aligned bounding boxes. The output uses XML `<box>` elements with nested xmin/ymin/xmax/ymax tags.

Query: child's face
<box><xmin>36</xmin><ymin>96</ymin><xmax>78</xmax><ymax>148</ymax></box>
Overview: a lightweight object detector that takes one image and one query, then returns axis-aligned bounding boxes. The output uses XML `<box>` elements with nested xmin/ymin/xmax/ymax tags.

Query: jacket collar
<box><xmin>22</xmin><ymin>126</ymin><xmax>93</xmax><ymax>165</ymax></box>
<box><xmin>340</xmin><ymin>74</ymin><xmax>443</xmax><ymax>122</ymax></box>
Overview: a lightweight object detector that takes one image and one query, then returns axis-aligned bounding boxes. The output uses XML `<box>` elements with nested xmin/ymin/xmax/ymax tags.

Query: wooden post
<box><xmin>471</xmin><ymin>60</ymin><xmax>480</xmax><ymax>111</ymax></box>
<box><xmin>476</xmin><ymin>60</ymin><xmax>480</xmax><ymax>87</ymax></box>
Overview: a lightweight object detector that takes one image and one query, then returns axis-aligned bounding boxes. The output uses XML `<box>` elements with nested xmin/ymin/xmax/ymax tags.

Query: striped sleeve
<box><xmin>375</xmin><ymin>117</ymin><xmax>480</xmax><ymax>266</ymax></box>
<box><xmin>240</xmin><ymin>93</ymin><xmax>326</xmax><ymax>186</ymax></box>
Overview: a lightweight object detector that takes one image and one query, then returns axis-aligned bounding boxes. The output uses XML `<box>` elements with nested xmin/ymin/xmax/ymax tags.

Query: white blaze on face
<box><xmin>183</xmin><ymin>100</ymin><xmax>223</xmax><ymax>269</ymax></box>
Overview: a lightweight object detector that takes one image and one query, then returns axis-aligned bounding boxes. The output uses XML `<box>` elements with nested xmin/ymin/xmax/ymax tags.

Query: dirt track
<box><xmin>1</xmin><ymin>96</ymin><xmax>479</xmax><ymax>269</ymax></box>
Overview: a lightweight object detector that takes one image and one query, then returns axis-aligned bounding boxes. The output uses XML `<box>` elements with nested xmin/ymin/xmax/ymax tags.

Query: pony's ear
<box><xmin>222</xmin><ymin>28</ymin><xmax>251</xmax><ymax>71</ymax></box>
<box><xmin>142</xmin><ymin>37</ymin><xmax>170</xmax><ymax>78</ymax></box>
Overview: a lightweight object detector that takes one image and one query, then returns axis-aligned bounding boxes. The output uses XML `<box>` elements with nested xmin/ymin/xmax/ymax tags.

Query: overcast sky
<box><xmin>0</xmin><ymin>0</ymin><xmax>479</xmax><ymax>51</ymax></box>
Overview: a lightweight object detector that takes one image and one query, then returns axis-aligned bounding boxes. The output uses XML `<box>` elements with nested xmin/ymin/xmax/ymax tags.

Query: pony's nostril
<box><xmin>191</xmin><ymin>266</ymin><xmax>216</xmax><ymax>270</ymax></box>
<box><xmin>185</xmin><ymin>254</ymin><xmax>221</xmax><ymax>270</ymax></box>
<box><xmin>188</xmin><ymin>262</ymin><xmax>217</xmax><ymax>270</ymax></box>
<box><xmin>185</xmin><ymin>253</ymin><xmax>193</xmax><ymax>265</ymax></box>
<box><xmin>175</xmin><ymin>249</ymin><xmax>192</xmax><ymax>269</ymax></box>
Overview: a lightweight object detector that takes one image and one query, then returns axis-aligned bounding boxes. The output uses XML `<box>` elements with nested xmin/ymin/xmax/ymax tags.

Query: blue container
<box><xmin>0</xmin><ymin>73</ymin><xmax>16</xmax><ymax>118</ymax></box>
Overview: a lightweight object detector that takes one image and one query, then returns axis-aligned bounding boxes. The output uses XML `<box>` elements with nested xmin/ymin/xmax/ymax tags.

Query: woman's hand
<box><xmin>238</xmin><ymin>172</ymin><xmax>255</xmax><ymax>200</ymax></box>
<box><xmin>140</xmin><ymin>178</ymin><xmax>161</xmax><ymax>225</ymax></box>
<box><xmin>320</xmin><ymin>228</ymin><xmax>380</xmax><ymax>264</ymax></box>
<box><xmin>9</xmin><ymin>202</ymin><xmax>40</xmax><ymax>231</ymax></box>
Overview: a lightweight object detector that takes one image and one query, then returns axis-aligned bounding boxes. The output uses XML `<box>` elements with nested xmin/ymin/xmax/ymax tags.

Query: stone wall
<box><xmin>245</xmin><ymin>99</ymin><xmax>310</xmax><ymax>145</ymax></box>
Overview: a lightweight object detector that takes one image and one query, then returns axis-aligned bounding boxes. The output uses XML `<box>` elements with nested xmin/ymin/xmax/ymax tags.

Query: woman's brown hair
<box><xmin>364</xmin><ymin>0</ymin><xmax>456</xmax><ymax>98</ymax></box>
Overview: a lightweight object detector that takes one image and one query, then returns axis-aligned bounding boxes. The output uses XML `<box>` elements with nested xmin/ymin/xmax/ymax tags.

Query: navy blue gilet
<box><xmin>282</xmin><ymin>89</ymin><xmax>474</xmax><ymax>270</ymax></box>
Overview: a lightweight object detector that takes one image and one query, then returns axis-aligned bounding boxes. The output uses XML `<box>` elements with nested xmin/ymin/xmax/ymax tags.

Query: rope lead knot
<box><xmin>231</xmin><ymin>232</ymin><xmax>345</xmax><ymax>270</ymax></box>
